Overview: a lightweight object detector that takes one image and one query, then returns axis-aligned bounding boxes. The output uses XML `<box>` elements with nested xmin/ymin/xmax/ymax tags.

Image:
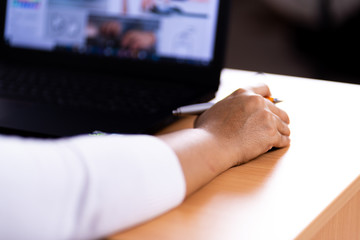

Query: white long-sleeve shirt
<box><xmin>0</xmin><ymin>134</ymin><xmax>186</xmax><ymax>240</ymax></box>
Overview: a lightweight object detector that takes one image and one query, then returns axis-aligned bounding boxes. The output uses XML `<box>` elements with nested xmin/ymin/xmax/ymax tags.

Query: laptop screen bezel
<box><xmin>0</xmin><ymin>0</ymin><xmax>229</xmax><ymax>87</ymax></box>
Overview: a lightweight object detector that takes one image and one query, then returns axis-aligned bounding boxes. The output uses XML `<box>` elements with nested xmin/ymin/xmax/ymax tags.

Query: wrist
<box><xmin>158</xmin><ymin>128</ymin><xmax>232</xmax><ymax>196</ymax></box>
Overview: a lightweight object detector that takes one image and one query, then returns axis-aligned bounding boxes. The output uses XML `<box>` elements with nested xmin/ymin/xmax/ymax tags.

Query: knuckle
<box><xmin>248</xmin><ymin>94</ymin><xmax>263</xmax><ymax>104</ymax></box>
<box><xmin>244</xmin><ymin>95</ymin><xmax>265</xmax><ymax>111</ymax></box>
<box><xmin>262</xmin><ymin>109</ymin><xmax>275</xmax><ymax>122</ymax></box>
<box><xmin>261</xmin><ymin>112</ymin><xmax>277</xmax><ymax>135</ymax></box>
<box><xmin>232</xmin><ymin>88</ymin><xmax>247</xmax><ymax>96</ymax></box>
<box><xmin>267</xmin><ymin>125</ymin><xmax>278</xmax><ymax>137</ymax></box>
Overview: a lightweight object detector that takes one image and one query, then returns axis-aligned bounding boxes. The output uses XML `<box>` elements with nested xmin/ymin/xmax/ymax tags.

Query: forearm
<box><xmin>0</xmin><ymin>135</ymin><xmax>186</xmax><ymax>240</ymax></box>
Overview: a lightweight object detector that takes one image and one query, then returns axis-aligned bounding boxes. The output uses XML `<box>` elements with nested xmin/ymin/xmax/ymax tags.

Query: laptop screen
<box><xmin>3</xmin><ymin>0</ymin><xmax>220</xmax><ymax>67</ymax></box>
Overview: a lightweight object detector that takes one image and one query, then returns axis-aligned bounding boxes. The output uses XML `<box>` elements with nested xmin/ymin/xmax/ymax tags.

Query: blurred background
<box><xmin>225</xmin><ymin>0</ymin><xmax>360</xmax><ymax>84</ymax></box>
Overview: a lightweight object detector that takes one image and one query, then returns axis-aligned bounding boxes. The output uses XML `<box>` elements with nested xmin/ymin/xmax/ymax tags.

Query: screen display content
<box><xmin>4</xmin><ymin>0</ymin><xmax>220</xmax><ymax>66</ymax></box>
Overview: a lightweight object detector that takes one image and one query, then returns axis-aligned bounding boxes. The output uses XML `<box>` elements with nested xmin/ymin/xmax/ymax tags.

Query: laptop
<box><xmin>0</xmin><ymin>0</ymin><xmax>229</xmax><ymax>137</ymax></box>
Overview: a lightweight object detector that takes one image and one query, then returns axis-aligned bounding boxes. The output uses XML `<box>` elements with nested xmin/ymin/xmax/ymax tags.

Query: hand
<box><xmin>142</xmin><ymin>0</ymin><xmax>156</xmax><ymax>11</ymax></box>
<box><xmin>159</xmin><ymin>84</ymin><xmax>290</xmax><ymax>196</ymax></box>
<box><xmin>122</xmin><ymin>31</ymin><xmax>156</xmax><ymax>50</ymax></box>
<box><xmin>100</xmin><ymin>21</ymin><xmax>123</xmax><ymax>38</ymax></box>
<box><xmin>142</xmin><ymin>0</ymin><xmax>170</xmax><ymax>11</ymax></box>
<box><xmin>195</xmin><ymin>84</ymin><xmax>290</xmax><ymax>166</ymax></box>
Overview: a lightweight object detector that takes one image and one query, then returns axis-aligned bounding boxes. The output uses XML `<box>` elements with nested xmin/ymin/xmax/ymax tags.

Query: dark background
<box><xmin>225</xmin><ymin>0</ymin><xmax>360</xmax><ymax>84</ymax></box>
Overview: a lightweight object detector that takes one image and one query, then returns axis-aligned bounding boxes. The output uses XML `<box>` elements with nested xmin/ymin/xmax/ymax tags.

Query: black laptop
<box><xmin>0</xmin><ymin>0</ymin><xmax>228</xmax><ymax>137</ymax></box>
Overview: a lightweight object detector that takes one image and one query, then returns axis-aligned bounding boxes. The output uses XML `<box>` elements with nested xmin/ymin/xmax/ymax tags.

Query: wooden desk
<box><xmin>111</xmin><ymin>69</ymin><xmax>360</xmax><ymax>240</ymax></box>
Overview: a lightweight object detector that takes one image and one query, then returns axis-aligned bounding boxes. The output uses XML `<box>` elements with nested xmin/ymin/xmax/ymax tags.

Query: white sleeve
<box><xmin>0</xmin><ymin>134</ymin><xmax>186</xmax><ymax>240</ymax></box>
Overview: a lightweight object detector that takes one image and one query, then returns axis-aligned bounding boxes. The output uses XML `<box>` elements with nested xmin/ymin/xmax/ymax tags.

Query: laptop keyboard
<box><xmin>0</xmin><ymin>63</ymin><xmax>202</xmax><ymax>116</ymax></box>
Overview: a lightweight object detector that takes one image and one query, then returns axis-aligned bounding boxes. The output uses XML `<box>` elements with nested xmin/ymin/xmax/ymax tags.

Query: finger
<box><xmin>246</xmin><ymin>83</ymin><xmax>271</xmax><ymax>97</ymax></box>
<box><xmin>100</xmin><ymin>25</ymin><xmax>108</xmax><ymax>35</ymax></box>
<box><xmin>122</xmin><ymin>33</ymin><xmax>133</xmax><ymax>47</ymax></box>
<box><xmin>131</xmin><ymin>41</ymin><xmax>140</xmax><ymax>51</ymax></box>
<box><xmin>274</xmin><ymin>133</ymin><xmax>291</xmax><ymax>148</ymax></box>
<box><xmin>266</xmin><ymin>102</ymin><xmax>290</xmax><ymax>124</ymax></box>
<box><xmin>276</xmin><ymin>115</ymin><xmax>291</xmax><ymax>136</ymax></box>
